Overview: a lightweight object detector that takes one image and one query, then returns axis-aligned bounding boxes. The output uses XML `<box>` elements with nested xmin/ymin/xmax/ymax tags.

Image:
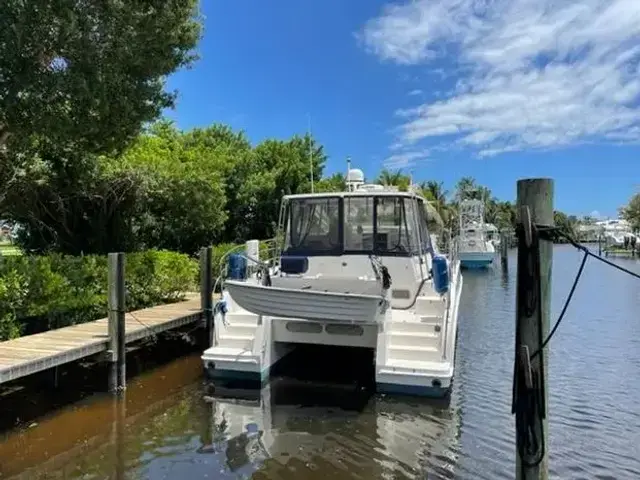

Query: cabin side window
<box><xmin>344</xmin><ymin>197</ymin><xmax>374</xmax><ymax>251</ymax></box>
<box><xmin>375</xmin><ymin>197</ymin><xmax>420</xmax><ymax>255</ymax></box>
<box><xmin>416</xmin><ymin>199</ymin><xmax>432</xmax><ymax>253</ymax></box>
<box><xmin>284</xmin><ymin>198</ymin><xmax>341</xmax><ymax>255</ymax></box>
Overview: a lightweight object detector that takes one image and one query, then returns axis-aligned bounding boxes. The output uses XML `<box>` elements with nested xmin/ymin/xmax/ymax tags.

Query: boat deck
<box><xmin>0</xmin><ymin>299</ymin><xmax>202</xmax><ymax>385</ymax></box>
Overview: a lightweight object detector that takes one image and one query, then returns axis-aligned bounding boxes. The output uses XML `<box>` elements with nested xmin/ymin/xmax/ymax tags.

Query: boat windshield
<box><xmin>463</xmin><ymin>228</ymin><xmax>482</xmax><ymax>239</ymax></box>
<box><xmin>282</xmin><ymin>195</ymin><xmax>425</xmax><ymax>257</ymax></box>
<box><xmin>284</xmin><ymin>197</ymin><xmax>341</xmax><ymax>255</ymax></box>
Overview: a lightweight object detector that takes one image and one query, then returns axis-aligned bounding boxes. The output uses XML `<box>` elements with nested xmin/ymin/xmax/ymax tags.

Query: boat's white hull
<box><xmin>224</xmin><ymin>280</ymin><xmax>388</xmax><ymax>324</ymax></box>
<box><xmin>203</xmin><ymin>231</ymin><xmax>462</xmax><ymax>399</ymax></box>
<box><xmin>202</xmin><ymin>258</ymin><xmax>462</xmax><ymax>399</ymax></box>
<box><xmin>374</xmin><ymin>262</ymin><xmax>462</xmax><ymax>397</ymax></box>
<box><xmin>459</xmin><ymin>250</ymin><xmax>495</xmax><ymax>268</ymax></box>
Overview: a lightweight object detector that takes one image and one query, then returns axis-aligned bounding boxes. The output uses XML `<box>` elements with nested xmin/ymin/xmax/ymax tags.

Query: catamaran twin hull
<box><xmin>224</xmin><ymin>280</ymin><xmax>388</xmax><ymax>324</ymax></box>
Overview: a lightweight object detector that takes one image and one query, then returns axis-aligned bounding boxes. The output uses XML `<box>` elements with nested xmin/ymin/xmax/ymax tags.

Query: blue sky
<box><xmin>166</xmin><ymin>0</ymin><xmax>640</xmax><ymax>218</ymax></box>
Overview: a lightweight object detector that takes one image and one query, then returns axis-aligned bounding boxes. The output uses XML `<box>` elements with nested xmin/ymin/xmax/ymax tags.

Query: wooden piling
<box><xmin>597</xmin><ymin>234</ymin><xmax>602</xmax><ymax>256</ymax></box>
<box><xmin>500</xmin><ymin>231</ymin><xmax>509</xmax><ymax>269</ymax></box>
<box><xmin>200</xmin><ymin>247</ymin><xmax>214</xmax><ymax>347</ymax></box>
<box><xmin>108</xmin><ymin>252</ymin><xmax>126</xmax><ymax>394</ymax></box>
<box><xmin>515</xmin><ymin>179</ymin><xmax>553</xmax><ymax>480</ymax></box>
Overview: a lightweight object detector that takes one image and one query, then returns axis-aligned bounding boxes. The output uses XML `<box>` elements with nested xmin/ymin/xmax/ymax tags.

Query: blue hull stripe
<box><xmin>460</xmin><ymin>259</ymin><xmax>493</xmax><ymax>269</ymax></box>
<box><xmin>205</xmin><ymin>366</ymin><xmax>270</xmax><ymax>384</ymax></box>
<box><xmin>376</xmin><ymin>382</ymin><xmax>450</xmax><ymax>398</ymax></box>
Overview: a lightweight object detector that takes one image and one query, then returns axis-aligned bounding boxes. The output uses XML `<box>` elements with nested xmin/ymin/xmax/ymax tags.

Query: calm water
<box><xmin>1</xmin><ymin>245</ymin><xmax>639</xmax><ymax>479</ymax></box>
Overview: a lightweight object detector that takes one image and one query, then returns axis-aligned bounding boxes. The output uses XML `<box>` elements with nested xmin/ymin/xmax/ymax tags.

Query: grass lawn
<box><xmin>0</xmin><ymin>243</ymin><xmax>21</xmax><ymax>256</ymax></box>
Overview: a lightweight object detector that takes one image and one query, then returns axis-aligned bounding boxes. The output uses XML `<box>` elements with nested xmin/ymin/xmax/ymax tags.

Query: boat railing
<box><xmin>212</xmin><ymin>238</ymin><xmax>278</xmax><ymax>295</ymax></box>
<box><xmin>212</xmin><ymin>244</ymin><xmax>245</xmax><ymax>295</ymax></box>
<box><xmin>440</xmin><ymin>235</ymin><xmax>459</xmax><ymax>360</ymax></box>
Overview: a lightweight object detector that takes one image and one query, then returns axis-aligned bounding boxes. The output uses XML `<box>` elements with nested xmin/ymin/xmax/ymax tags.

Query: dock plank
<box><xmin>0</xmin><ymin>298</ymin><xmax>202</xmax><ymax>384</ymax></box>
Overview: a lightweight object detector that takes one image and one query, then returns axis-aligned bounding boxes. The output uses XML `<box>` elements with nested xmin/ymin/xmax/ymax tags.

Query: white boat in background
<box><xmin>595</xmin><ymin>218</ymin><xmax>638</xmax><ymax>246</ymax></box>
<box><xmin>484</xmin><ymin>223</ymin><xmax>501</xmax><ymax>249</ymax></box>
<box><xmin>457</xmin><ymin>199</ymin><xmax>495</xmax><ymax>269</ymax></box>
<box><xmin>201</xmin><ymin>163</ymin><xmax>463</xmax><ymax>398</ymax></box>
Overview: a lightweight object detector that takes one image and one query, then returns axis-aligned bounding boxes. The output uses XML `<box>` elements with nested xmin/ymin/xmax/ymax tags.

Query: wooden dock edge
<box><xmin>0</xmin><ymin>308</ymin><xmax>203</xmax><ymax>385</ymax></box>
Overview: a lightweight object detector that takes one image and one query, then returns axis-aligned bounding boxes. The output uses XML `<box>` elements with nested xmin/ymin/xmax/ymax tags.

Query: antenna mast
<box><xmin>308</xmin><ymin>114</ymin><xmax>314</xmax><ymax>194</ymax></box>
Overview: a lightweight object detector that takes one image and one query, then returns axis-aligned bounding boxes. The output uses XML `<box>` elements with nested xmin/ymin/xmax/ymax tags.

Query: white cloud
<box><xmin>383</xmin><ymin>149</ymin><xmax>430</xmax><ymax>169</ymax></box>
<box><xmin>360</xmin><ymin>0</ymin><xmax>640</xmax><ymax>156</ymax></box>
<box><xmin>408</xmin><ymin>89</ymin><xmax>423</xmax><ymax>96</ymax></box>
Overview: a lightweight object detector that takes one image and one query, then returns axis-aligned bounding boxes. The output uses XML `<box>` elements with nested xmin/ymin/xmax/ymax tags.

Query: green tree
<box><xmin>6</xmin><ymin>122</ymin><xmax>230</xmax><ymax>255</ymax></box>
<box><xmin>493</xmin><ymin>201</ymin><xmax>516</xmax><ymax>231</ymax></box>
<box><xmin>621</xmin><ymin>193</ymin><xmax>640</xmax><ymax>231</ymax></box>
<box><xmin>315</xmin><ymin>173</ymin><xmax>347</xmax><ymax>193</ymax></box>
<box><xmin>237</xmin><ymin>134</ymin><xmax>327</xmax><ymax>241</ymax></box>
<box><xmin>4</xmin><ymin>120</ymin><xmax>333</xmax><ymax>254</ymax></box>
<box><xmin>553</xmin><ymin>211</ymin><xmax>578</xmax><ymax>239</ymax></box>
<box><xmin>110</xmin><ymin>126</ymin><xmax>229</xmax><ymax>254</ymax></box>
<box><xmin>4</xmin><ymin>144</ymin><xmax>143</xmax><ymax>254</ymax></box>
<box><xmin>175</xmin><ymin>123</ymin><xmax>255</xmax><ymax>243</ymax></box>
<box><xmin>0</xmin><ymin>1</ymin><xmax>201</xmax><ymax>155</ymax></box>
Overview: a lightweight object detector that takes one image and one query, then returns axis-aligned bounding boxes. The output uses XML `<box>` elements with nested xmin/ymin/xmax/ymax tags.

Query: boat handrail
<box><xmin>212</xmin><ymin>238</ymin><xmax>278</xmax><ymax>296</ymax></box>
<box><xmin>440</xmin><ymin>236</ymin><xmax>459</xmax><ymax>359</ymax></box>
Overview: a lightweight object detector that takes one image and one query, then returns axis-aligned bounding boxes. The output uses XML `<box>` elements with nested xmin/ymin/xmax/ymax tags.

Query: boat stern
<box><xmin>459</xmin><ymin>251</ymin><xmax>494</xmax><ymax>269</ymax></box>
<box><xmin>376</xmin><ymin>362</ymin><xmax>454</xmax><ymax>398</ymax></box>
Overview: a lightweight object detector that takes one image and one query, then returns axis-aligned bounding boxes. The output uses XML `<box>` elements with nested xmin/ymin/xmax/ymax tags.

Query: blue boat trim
<box><xmin>204</xmin><ymin>350</ymin><xmax>294</xmax><ymax>385</ymax></box>
<box><xmin>376</xmin><ymin>382</ymin><xmax>451</xmax><ymax>398</ymax></box>
<box><xmin>204</xmin><ymin>363</ymin><xmax>272</xmax><ymax>386</ymax></box>
<box><xmin>460</xmin><ymin>259</ymin><xmax>493</xmax><ymax>269</ymax></box>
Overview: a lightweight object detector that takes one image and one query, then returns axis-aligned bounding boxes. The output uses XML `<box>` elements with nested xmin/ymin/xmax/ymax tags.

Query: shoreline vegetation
<box><xmin>0</xmin><ymin>243</ymin><xmax>268</xmax><ymax>342</ymax></box>
<box><xmin>1</xmin><ymin>3</ymin><xmax>638</xmax><ymax>343</ymax></box>
<box><xmin>1</xmin><ymin>120</ymin><xmax>637</xmax><ymax>344</ymax></box>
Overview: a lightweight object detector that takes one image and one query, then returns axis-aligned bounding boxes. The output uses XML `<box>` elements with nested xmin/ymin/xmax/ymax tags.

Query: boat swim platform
<box><xmin>0</xmin><ymin>299</ymin><xmax>203</xmax><ymax>385</ymax></box>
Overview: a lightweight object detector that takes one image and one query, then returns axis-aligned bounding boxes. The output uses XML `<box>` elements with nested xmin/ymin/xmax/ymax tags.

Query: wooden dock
<box><xmin>0</xmin><ymin>299</ymin><xmax>202</xmax><ymax>385</ymax></box>
<box><xmin>603</xmin><ymin>248</ymin><xmax>638</xmax><ymax>258</ymax></box>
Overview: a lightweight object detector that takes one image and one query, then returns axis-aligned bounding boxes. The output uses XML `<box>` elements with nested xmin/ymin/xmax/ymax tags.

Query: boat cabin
<box><xmin>279</xmin><ymin>191</ymin><xmax>434</xmax><ymax>259</ymax></box>
<box><xmin>273</xmin><ymin>190</ymin><xmax>439</xmax><ymax>307</ymax></box>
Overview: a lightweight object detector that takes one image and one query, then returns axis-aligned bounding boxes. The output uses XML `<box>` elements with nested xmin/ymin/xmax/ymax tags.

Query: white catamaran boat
<box><xmin>201</xmin><ymin>166</ymin><xmax>463</xmax><ymax>397</ymax></box>
<box><xmin>457</xmin><ymin>199</ymin><xmax>495</xmax><ymax>269</ymax></box>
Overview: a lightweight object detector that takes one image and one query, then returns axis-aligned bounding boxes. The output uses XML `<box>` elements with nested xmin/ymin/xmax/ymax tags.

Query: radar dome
<box><xmin>346</xmin><ymin>168</ymin><xmax>365</xmax><ymax>183</ymax></box>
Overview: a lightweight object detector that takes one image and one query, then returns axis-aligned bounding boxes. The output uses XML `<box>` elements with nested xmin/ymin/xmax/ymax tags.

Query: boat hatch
<box><xmin>280</xmin><ymin>256</ymin><xmax>309</xmax><ymax>274</ymax></box>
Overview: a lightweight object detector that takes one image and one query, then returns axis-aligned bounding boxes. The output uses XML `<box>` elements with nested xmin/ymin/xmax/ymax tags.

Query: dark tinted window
<box><xmin>284</xmin><ymin>198</ymin><xmax>341</xmax><ymax>254</ymax></box>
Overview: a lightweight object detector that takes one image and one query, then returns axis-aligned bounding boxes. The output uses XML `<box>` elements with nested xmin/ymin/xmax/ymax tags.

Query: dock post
<box><xmin>200</xmin><ymin>247</ymin><xmax>213</xmax><ymax>347</ymax></box>
<box><xmin>500</xmin><ymin>231</ymin><xmax>509</xmax><ymax>269</ymax></box>
<box><xmin>108</xmin><ymin>252</ymin><xmax>126</xmax><ymax>394</ymax></box>
<box><xmin>515</xmin><ymin>179</ymin><xmax>553</xmax><ymax>480</ymax></box>
<box><xmin>597</xmin><ymin>234</ymin><xmax>602</xmax><ymax>256</ymax></box>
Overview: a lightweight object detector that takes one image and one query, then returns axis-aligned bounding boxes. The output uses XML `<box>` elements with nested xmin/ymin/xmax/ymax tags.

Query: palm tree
<box><xmin>423</xmin><ymin>181</ymin><xmax>447</xmax><ymax>203</ymax></box>
<box><xmin>455</xmin><ymin>177</ymin><xmax>476</xmax><ymax>201</ymax></box>
<box><xmin>377</xmin><ymin>169</ymin><xmax>410</xmax><ymax>191</ymax></box>
<box><xmin>420</xmin><ymin>180</ymin><xmax>450</xmax><ymax>224</ymax></box>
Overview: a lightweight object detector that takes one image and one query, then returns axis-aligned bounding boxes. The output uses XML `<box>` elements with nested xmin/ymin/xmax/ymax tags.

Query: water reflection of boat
<box><xmin>204</xmin><ymin>378</ymin><xmax>462</xmax><ymax>479</ymax></box>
